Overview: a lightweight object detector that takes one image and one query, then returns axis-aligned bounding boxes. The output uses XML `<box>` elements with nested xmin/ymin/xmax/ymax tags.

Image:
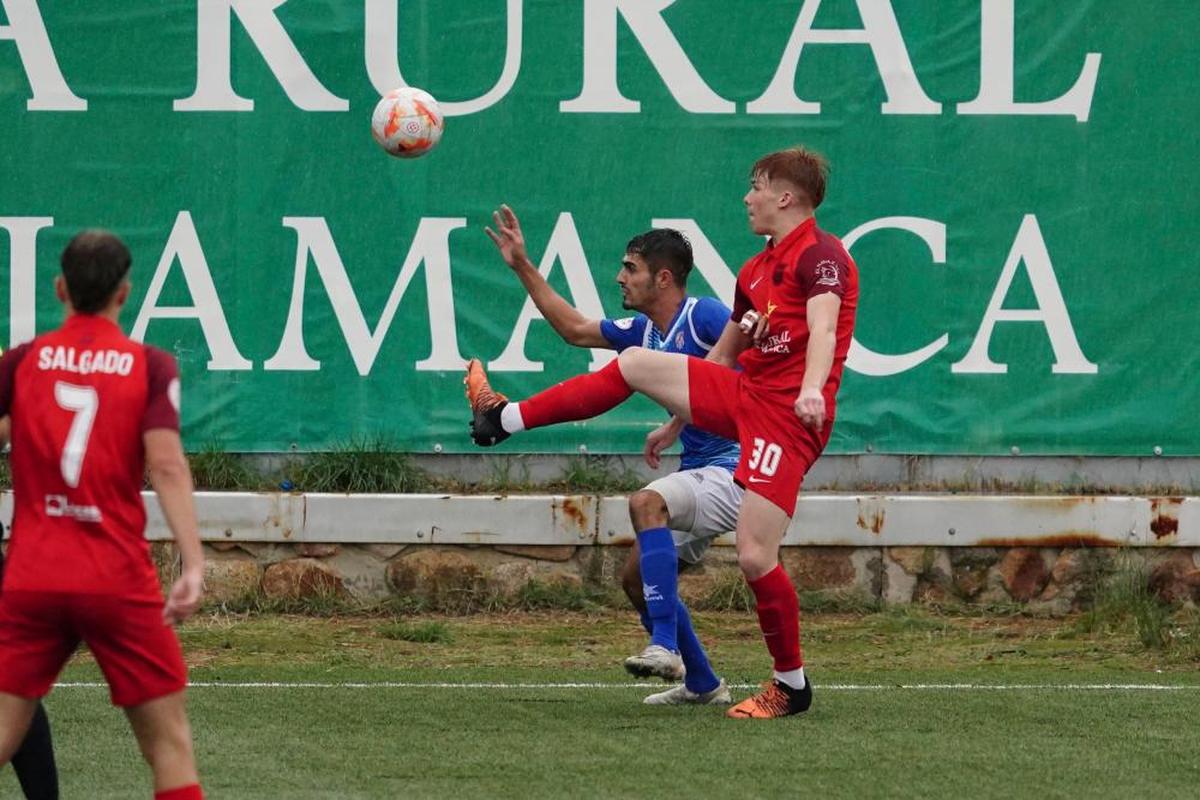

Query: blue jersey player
<box><xmin>483</xmin><ymin>205</ymin><xmax>741</xmax><ymax>705</ymax></box>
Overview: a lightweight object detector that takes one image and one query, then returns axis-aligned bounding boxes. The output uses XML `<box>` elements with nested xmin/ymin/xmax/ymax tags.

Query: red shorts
<box><xmin>0</xmin><ymin>591</ymin><xmax>187</xmax><ymax>707</ymax></box>
<box><xmin>688</xmin><ymin>359</ymin><xmax>828</xmax><ymax>516</ymax></box>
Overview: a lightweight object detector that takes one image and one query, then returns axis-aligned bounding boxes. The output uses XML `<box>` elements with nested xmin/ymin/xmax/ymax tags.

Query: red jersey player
<box><xmin>467</xmin><ymin>146</ymin><xmax>857</xmax><ymax>718</ymax></box>
<box><xmin>0</xmin><ymin>231</ymin><xmax>206</xmax><ymax>798</ymax></box>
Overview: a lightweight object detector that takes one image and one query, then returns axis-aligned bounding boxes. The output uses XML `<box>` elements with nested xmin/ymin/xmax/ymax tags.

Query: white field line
<box><xmin>53</xmin><ymin>681</ymin><xmax>1200</xmax><ymax>691</ymax></box>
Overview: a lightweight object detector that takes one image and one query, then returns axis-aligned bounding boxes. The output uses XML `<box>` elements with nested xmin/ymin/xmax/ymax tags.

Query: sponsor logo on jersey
<box><xmin>758</xmin><ymin>328</ymin><xmax>793</xmax><ymax>355</ymax></box>
<box><xmin>45</xmin><ymin>494</ymin><xmax>103</xmax><ymax>523</ymax></box>
<box><xmin>613</xmin><ymin>317</ymin><xmax>635</xmax><ymax>331</ymax></box>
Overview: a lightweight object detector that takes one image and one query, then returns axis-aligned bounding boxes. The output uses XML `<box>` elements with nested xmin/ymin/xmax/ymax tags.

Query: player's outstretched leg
<box><xmin>464</xmin><ymin>349</ymin><xmax>693</xmax><ymax>447</ymax></box>
<box><xmin>464</xmin><ymin>358</ymin><xmax>511</xmax><ymax>446</ymax></box>
<box><xmin>465</xmin><ymin>357</ymin><xmax>636</xmax><ymax>446</ymax></box>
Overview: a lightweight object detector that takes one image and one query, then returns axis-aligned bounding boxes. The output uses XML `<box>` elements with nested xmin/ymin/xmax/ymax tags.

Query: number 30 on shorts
<box><xmin>747</xmin><ymin>437</ymin><xmax>783</xmax><ymax>477</ymax></box>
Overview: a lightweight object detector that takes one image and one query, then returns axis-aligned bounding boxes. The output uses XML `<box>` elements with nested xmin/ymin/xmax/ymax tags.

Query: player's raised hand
<box><xmin>644</xmin><ymin>418</ymin><xmax>684</xmax><ymax>469</ymax></box>
<box><xmin>163</xmin><ymin>568</ymin><xmax>204</xmax><ymax>625</ymax></box>
<box><xmin>484</xmin><ymin>204</ymin><xmax>530</xmax><ymax>270</ymax></box>
<box><xmin>795</xmin><ymin>387</ymin><xmax>826</xmax><ymax>432</ymax></box>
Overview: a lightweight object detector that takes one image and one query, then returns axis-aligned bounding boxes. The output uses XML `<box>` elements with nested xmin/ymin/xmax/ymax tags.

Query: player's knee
<box><xmin>737</xmin><ymin>545</ymin><xmax>775</xmax><ymax>582</ymax></box>
<box><xmin>616</xmin><ymin>346</ymin><xmax>646</xmax><ymax>366</ymax></box>
<box><xmin>628</xmin><ymin>490</ymin><xmax>668</xmax><ymax>529</ymax></box>
<box><xmin>616</xmin><ymin>347</ymin><xmax>651</xmax><ymax>388</ymax></box>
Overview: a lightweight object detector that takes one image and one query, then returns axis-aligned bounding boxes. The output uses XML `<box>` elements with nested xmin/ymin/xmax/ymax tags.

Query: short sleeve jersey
<box><xmin>731</xmin><ymin>218</ymin><xmax>859</xmax><ymax>417</ymax></box>
<box><xmin>600</xmin><ymin>296</ymin><xmax>740</xmax><ymax>472</ymax></box>
<box><xmin>0</xmin><ymin>315</ymin><xmax>181</xmax><ymax>600</ymax></box>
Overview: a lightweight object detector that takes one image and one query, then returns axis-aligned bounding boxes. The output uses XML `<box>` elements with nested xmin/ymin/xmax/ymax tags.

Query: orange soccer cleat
<box><xmin>464</xmin><ymin>358</ymin><xmax>510</xmax><ymax>446</ymax></box>
<box><xmin>726</xmin><ymin>679</ymin><xmax>813</xmax><ymax>720</ymax></box>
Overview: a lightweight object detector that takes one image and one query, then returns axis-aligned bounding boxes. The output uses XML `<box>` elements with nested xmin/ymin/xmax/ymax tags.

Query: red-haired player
<box><xmin>467</xmin><ymin>146</ymin><xmax>858</xmax><ymax>719</ymax></box>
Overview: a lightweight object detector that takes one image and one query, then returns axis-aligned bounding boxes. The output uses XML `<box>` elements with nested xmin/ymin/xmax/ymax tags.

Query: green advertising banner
<box><xmin>1</xmin><ymin>1</ymin><xmax>1196</xmax><ymax>455</ymax></box>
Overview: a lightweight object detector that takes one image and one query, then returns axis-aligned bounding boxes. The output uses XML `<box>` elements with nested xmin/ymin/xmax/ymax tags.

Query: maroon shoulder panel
<box><xmin>795</xmin><ymin>232</ymin><xmax>850</xmax><ymax>301</ymax></box>
<box><xmin>141</xmin><ymin>345</ymin><xmax>181</xmax><ymax>433</ymax></box>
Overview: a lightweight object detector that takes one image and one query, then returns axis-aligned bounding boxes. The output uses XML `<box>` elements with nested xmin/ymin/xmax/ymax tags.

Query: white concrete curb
<box><xmin>6</xmin><ymin>492</ymin><xmax>1192</xmax><ymax>547</ymax></box>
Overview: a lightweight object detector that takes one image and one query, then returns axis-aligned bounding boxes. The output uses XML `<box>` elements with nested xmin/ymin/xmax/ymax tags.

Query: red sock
<box><xmin>519</xmin><ymin>359</ymin><xmax>633</xmax><ymax>430</ymax></box>
<box><xmin>155</xmin><ymin>785</ymin><xmax>203</xmax><ymax>800</ymax></box>
<box><xmin>748</xmin><ymin>564</ymin><xmax>803</xmax><ymax>672</ymax></box>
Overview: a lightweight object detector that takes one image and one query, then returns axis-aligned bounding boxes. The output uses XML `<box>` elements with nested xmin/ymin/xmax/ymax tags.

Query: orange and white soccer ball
<box><xmin>370</xmin><ymin>87</ymin><xmax>444</xmax><ymax>159</ymax></box>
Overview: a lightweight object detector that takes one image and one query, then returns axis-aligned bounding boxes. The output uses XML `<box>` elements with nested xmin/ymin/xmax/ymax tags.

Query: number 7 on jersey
<box><xmin>54</xmin><ymin>381</ymin><xmax>99</xmax><ymax>488</ymax></box>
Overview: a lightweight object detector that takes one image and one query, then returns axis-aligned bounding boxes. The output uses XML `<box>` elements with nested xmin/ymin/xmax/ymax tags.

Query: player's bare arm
<box><xmin>643</xmin><ymin>416</ymin><xmax>686</xmax><ymax>469</ymax></box>
<box><xmin>485</xmin><ymin>204</ymin><xmax>607</xmax><ymax>348</ymax></box>
<box><xmin>144</xmin><ymin>428</ymin><xmax>205</xmax><ymax>624</ymax></box>
<box><xmin>0</xmin><ymin>416</ymin><xmax>9</xmax><ymax>448</ymax></box>
<box><xmin>706</xmin><ymin>320</ymin><xmax>753</xmax><ymax>368</ymax></box>
<box><xmin>796</xmin><ymin>293</ymin><xmax>841</xmax><ymax>431</ymax></box>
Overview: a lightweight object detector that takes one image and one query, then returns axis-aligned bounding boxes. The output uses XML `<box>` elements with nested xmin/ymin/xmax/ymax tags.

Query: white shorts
<box><xmin>642</xmin><ymin>466</ymin><xmax>743</xmax><ymax>564</ymax></box>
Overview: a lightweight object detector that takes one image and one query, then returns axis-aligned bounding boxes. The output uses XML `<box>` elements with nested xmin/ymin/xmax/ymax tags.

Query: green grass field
<box><xmin>15</xmin><ymin>608</ymin><xmax>1200</xmax><ymax>799</ymax></box>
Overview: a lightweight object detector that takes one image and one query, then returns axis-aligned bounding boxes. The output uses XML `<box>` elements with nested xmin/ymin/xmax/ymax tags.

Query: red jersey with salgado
<box><xmin>731</xmin><ymin>217</ymin><xmax>859</xmax><ymax>416</ymax></box>
<box><xmin>0</xmin><ymin>315</ymin><xmax>180</xmax><ymax>601</ymax></box>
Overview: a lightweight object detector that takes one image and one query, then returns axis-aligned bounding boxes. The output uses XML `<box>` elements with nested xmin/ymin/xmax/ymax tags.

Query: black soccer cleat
<box><xmin>464</xmin><ymin>358</ymin><xmax>510</xmax><ymax>447</ymax></box>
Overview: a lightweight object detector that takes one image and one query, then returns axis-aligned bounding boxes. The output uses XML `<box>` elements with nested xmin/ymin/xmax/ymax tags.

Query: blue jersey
<box><xmin>599</xmin><ymin>296</ymin><xmax>741</xmax><ymax>472</ymax></box>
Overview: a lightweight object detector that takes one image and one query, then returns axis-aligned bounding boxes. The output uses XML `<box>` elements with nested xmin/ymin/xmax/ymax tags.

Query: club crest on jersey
<box><xmin>815</xmin><ymin>259</ymin><xmax>842</xmax><ymax>287</ymax></box>
<box><xmin>675</xmin><ymin>332</ymin><xmax>685</xmax><ymax>349</ymax></box>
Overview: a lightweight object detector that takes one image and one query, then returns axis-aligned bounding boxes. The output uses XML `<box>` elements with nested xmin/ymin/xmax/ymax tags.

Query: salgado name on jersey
<box><xmin>37</xmin><ymin>345</ymin><xmax>135</xmax><ymax>377</ymax></box>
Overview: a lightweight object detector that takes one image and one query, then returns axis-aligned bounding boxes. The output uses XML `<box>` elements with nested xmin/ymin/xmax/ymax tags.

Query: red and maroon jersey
<box><xmin>0</xmin><ymin>315</ymin><xmax>180</xmax><ymax>600</ymax></box>
<box><xmin>731</xmin><ymin>218</ymin><xmax>859</xmax><ymax>416</ymax></box>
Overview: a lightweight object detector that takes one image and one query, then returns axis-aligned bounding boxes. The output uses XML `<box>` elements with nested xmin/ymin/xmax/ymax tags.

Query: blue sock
<box><xmin>677</xmin><ymin>600</ymin><xmax>720</xmax><ymax>694</ymax></box>
<box><xmin>636</xmin><ymin>527</ymin><xmax>678</xmax><ymax>652</ymax></box>
<box><xmin>638</xmin><ymin>611</ymin><xmax>653</xmax><ymax>636</ymax></box>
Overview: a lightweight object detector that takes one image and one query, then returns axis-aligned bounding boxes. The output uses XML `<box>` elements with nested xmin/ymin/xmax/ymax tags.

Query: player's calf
<box><xmin>125</xmin><ymin>692</ymin><xmax>201</xmax><ymax>795</ymax></box>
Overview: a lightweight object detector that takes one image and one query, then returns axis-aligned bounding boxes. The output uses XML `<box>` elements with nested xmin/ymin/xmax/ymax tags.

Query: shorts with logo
<box><xmin>686</xmin><ymin>359</ymin><xmax>827</xmax><ymax>517</ymax></box>
<box><xmin>643</xmin><ymin>465</ymin><xmax>743</xmax><ymax>563</ymax></box>
<box><xmin>0</xmin><ymin>591</ymin><xmax>188</xmax><ymax>707</ymax></box>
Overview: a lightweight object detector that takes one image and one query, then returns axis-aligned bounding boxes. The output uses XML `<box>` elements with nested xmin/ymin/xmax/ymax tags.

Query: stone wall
<box><xmin>174</xmin><ymin>542</ymin><xmax>1200</xmax><ymax>613</ymax></box>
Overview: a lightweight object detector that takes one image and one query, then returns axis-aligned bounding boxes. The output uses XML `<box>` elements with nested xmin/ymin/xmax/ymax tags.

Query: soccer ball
<box><xmin>370</xmin><ymin>87</ymin><xmax>444</xmax><ymax>159</ymax></box>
